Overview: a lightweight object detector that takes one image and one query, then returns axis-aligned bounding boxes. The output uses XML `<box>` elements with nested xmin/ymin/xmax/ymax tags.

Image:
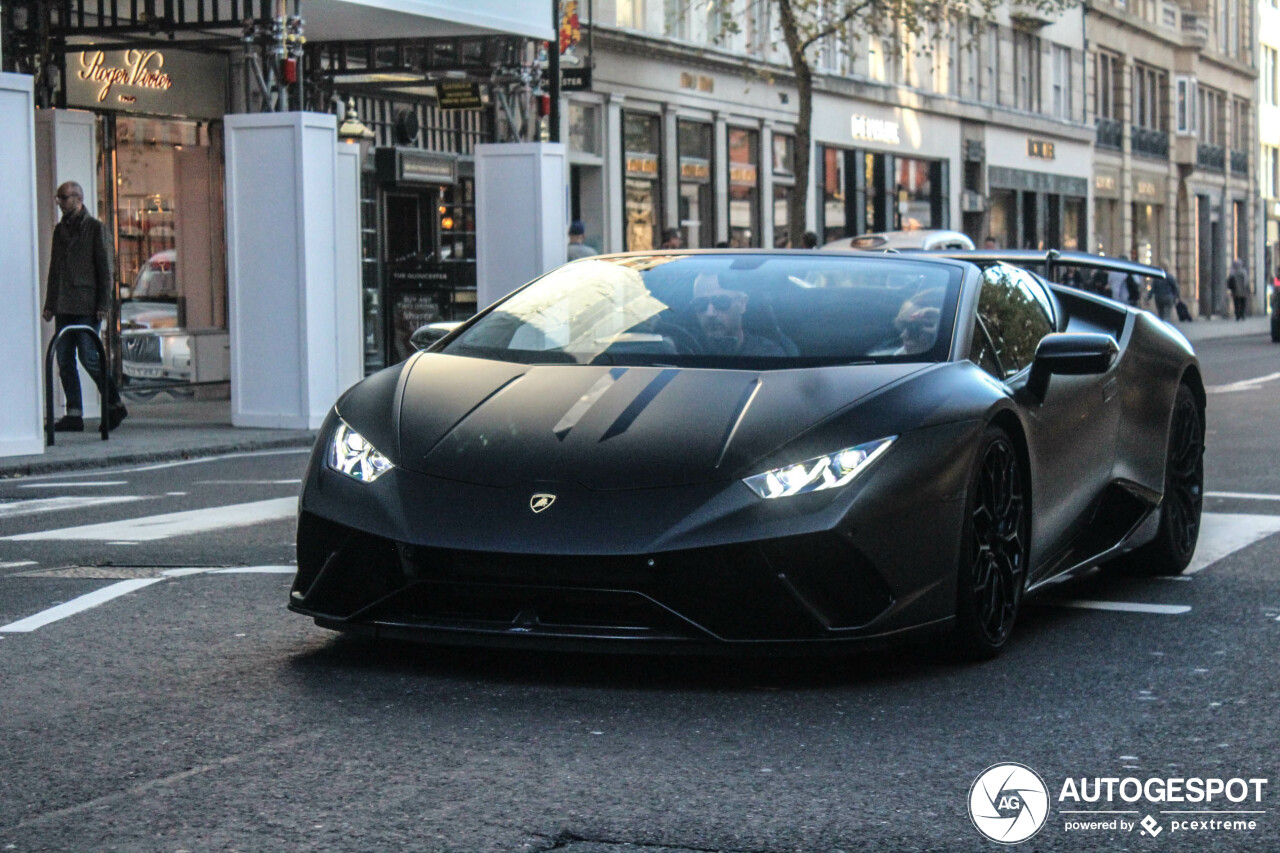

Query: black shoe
<box><xmin>53</xmin><ymin>415</ymin><xmax>84</xmax><ymax>432</ymax></box>
<box><xmin>107</xmin><ymin>404</ymin><xmax>128</xmax><ymax>431</ymax></box>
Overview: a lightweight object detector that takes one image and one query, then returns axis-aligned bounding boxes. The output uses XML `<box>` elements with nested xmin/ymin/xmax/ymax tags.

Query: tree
<box><xmin>704</xmin><ymin>0</ymin><xmax>1073</xmax><ymax>248</ymax></box>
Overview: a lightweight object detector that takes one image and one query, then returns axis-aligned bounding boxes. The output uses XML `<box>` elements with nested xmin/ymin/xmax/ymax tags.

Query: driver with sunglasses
<box><xmin>690</xmin><ymin>274</ymin><xmax>786</xmax><ymax>357</ymax></box>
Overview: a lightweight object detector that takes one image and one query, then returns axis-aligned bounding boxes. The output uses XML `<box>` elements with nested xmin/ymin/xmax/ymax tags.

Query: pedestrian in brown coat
<box><xmin>43</xmin><ymin>181</ymin><xmax>127</xmax><ymax>431</ymax></box>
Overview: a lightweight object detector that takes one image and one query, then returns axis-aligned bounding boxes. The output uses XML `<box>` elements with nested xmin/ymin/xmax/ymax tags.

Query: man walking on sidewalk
<box><xmin>42</xmin><ymin>180</ymin><xmax>127</xmax><ymax>432</ymax></box>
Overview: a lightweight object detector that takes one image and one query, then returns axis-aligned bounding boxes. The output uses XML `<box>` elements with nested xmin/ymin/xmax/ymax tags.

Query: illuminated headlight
<box><xmin>326</xmin><ymin>420</ymin><xmax>394</xmax><ymax>483</ymax></box>
<box><xmin>743</xmin><ymin>437</ymin><xmax>896</xmax><ymax>499</ymax></box>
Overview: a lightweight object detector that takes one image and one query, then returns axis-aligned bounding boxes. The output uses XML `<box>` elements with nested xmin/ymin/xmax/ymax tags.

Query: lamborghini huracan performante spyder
<box><xmin>290</xmin><ymin>250</ymin><xmax>1204</xmax><ymax>658</ymax></box>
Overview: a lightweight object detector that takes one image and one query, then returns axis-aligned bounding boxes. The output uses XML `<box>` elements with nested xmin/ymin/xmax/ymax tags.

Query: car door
<box><xmin>968</xmin><ymin>264</ymin><xmax>1120</xmax><ymax>578</ymax></box>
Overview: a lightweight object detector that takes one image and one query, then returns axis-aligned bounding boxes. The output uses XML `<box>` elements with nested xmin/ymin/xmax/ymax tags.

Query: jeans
<box><xmin>54</xmin><ymin>314</ymin><xmax>121</xmax><ymax>416</ymax></box>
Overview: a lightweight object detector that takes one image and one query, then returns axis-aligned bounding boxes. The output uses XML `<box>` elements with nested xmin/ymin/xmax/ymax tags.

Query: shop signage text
<box><xmin>1027</xmin><ymin>138</ymin><xmax>1056</xmax><ymax>160</ymax></box>
<box><xmin>78</xmin><ymin>50</ymin><xmax>173</xmax><ymax>103</ymax></box>
<box><xmin>375</xmin><ymin>148</ymin><xmax>457</xmax><ymax>186</ymax></box>
<box><xmin>680</xmin><ymin>73</ymin><xmax>714</xmax><ymax>93</ymax></box>
<box><xmin>850</xmin><ymin>115</ymin><xmax>900</xmax><ymax>145</ymax></box>
<box><xmin>1137</xmin><ymin>180</ymin><xmax>1158</xmax><ymax>197</ymax></box>
<box><xmin>437</xmin><ymin>81</ymin><xmax>483</xmax><ymax>110</ymax></box>
<box><xmin>729</xmin><ymin>164</ymin><xmax>758</xmax><ymax>186</ymax></box>
<box><xmin>680</xmin><ymin>160</ymin><xmax>710</xmax><ymax>180</ymax></box>
<box><xmin>1095</xmin><ymin>174</ymin><xmax>1117</xmax><ymax>192</ymax></box>
<box><xmin>561</xmin><ymin>67</ymin><xmax>592</xmax><ymax>92</ymax></box>
<box><xmin>626</xmin><ymin>155</ymin><xmax>658</xmax><ymax>178</ymax></box>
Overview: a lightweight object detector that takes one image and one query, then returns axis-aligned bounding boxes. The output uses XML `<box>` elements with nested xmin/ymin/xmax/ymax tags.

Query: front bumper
<box><xmin>290</xmin><ymin>418</ymin><xmax>980</xmax><ymax>650</ymax></box>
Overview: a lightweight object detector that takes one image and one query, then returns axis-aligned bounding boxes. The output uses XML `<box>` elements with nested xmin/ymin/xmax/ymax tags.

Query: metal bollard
<box><xmin>44</xmin><ymin>324</ymin><xmax>110</xmax><ymax>446</ymax></box>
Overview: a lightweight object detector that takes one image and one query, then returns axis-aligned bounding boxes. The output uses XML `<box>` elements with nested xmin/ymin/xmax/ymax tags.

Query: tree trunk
<box><xmin>790</xmin><ymin>62</ymin><xmax>813</xmax><ymax>249</ymax></box>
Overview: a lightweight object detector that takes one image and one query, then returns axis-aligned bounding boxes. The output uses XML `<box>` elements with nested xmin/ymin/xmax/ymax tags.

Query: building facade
<box><xmin>570</xmin><ymin>1</ymin><xmax>1093</xmax><ymax>256</ymax></box>
<box><xmin>1261</xmin><ymin>0</ymin><xmax>1280</xmax><ymax>287</ymax></box>
<box><xmin>1087</xmin><ymin>0</ymin><xmax>1258</xmax><ymax>316</ymax></box>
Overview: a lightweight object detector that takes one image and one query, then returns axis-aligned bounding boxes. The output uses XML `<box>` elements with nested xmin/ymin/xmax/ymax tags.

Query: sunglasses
<box><xmin>56</xmin><ymin>193</ymin><xmax>79</xmax><ymax>201</ymax></box>
<box><xmin>692</xmin><ymin>294</ymin><xmax>736</xmax><ymax>312</ymax></box>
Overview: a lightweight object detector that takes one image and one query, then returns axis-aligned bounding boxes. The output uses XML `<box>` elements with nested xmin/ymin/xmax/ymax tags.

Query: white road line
<box><xmin>193</xmin><ymin>479</ymin><xmax>303</xmax><ymax>485</ymax></box>
<box><xmin>0</xmin><ymin>497</ymin><xmax>297</xmax><ymax>542</ymax></box>
<box><xmin>1206</xmin><ymin>491</ymin><xmax>1280</xmax><ymax>501</ymax></box>
<box><xmin>0</xmin><ymin>560</ymin><xmax>38</xmax><ymax>569</ymax></box>
<box><xmin>1187</xmin><ymin>512</ymin><xmax>1280</xmax><ymax>574</ymax></box>
<box><xmin>9</xmin><ymin>447</ymin><xmax>311</xmax><ymax>482</ymax></box>
<box><xmin>17</xmin><ymin>481</ymin><xmax>130</xmax><ymax>489</ymax></box>
<box><xmin>0</xmin><ymin>578</ymin><xmax>164</xmax><ymax>632</ymax></box>
<box><xmin>1206</xmin><ymin>371</ymin><xmax>1280</xmax><ymax>394</ymax></box>
<box><xmin>1053</xmin><ymin>600</ymin><xmax>1191</xmax><ymax>615</ymax></box>
<box><xmin>0</xmin><ymin>496</ymin><xmax>150</xmax><ymax>520</ymax></box>
<box><xmin>212</xmin><ymin>566</ymin><xmax>296</xmax><ymax>574</ymax></box>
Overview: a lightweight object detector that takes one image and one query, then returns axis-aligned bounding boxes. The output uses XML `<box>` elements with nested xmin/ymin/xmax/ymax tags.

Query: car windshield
<box><xmin>443</xmin><ymin>253</ymin><xmax>964</xmax><ymax>368</ymax></box>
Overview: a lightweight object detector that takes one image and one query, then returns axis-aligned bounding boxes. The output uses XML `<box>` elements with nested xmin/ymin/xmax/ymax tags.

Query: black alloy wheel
<box><xmin>1111</xmin><ymin>384</ymin><xmax>1204</xmax><ymax>575</ymax></box>
<box><xmin>954</xmin><ymin>427</ymin><xmax>1029</xmax><ymax>659</ymax></box>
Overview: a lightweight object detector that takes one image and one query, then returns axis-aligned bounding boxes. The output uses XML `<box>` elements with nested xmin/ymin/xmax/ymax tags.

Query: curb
<box><xmin>0</xmin><ymin>433</ymin><xmax>318</xmax><ymax>480</ymax></box>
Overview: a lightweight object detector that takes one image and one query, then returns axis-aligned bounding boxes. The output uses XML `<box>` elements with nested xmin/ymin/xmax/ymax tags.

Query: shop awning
<box><xmin>307</xmin><ymin>1</ymin><xmax>554</xmax><ymax>42</ymax></box>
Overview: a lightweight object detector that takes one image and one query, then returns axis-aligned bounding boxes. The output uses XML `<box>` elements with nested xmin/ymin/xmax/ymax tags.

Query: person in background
<box><xmin>802</xmin><ymin>232</ymin><xmax>819</xmax><ymax>249</ymax></box>
<box><xmin>1147</xmin><ymin>261</ymin><xmax>1178</xmax><ymax>322</ymax></box>
<box><xmin>1227</xmin><ymin>259</ymin><xmax>1248</xmax><ymax>320</ymax></box>
<box><xmin>661</xmin><ymin>228</ymin><xmax>684</xmax><ymax>249</ymax></box>
<box><xmin>566</xmin><ymin>220</ymin><xmax>596</xmax><ymax>260</ymax></box>
<box><xmin>43</xmin><ymin>180</ymin><xmax>127</xmax><ymax>433</ymax></box>
<box><xmin>982</xmin><ymin>236</ymin><xmax>998</xmax><ymax>250</ymax></box>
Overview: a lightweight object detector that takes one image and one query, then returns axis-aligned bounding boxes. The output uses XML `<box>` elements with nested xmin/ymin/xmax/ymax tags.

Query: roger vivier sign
<box><xmin>79</xmin><ymin>50</ymin><xmax>173</xmax><ymax>102</ymax></box>
<box><xmin>66</xmin><ymin>48</ymin><xmax>228</xmax><ymax>118</ymax></box>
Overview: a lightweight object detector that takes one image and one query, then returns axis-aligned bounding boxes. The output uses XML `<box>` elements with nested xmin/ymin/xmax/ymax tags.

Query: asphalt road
<box><xmin>1</xmin><ymin>333</ymin><xmax>1278</xmax><ymax>853</ymax></box>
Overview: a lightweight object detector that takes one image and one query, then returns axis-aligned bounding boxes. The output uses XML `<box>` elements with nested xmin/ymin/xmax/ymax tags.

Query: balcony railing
<box><xmin>1132</xmin><ymin>126</ymin><xmax>1169</xmax><ymax>159</ymax></box>
<box><xmin>1197</xmin><ymin>143</ymin><xmax>1225</xmax><ymax>171</ymax></box>
<box><xmin>1230</xmin><ymin>149</ymin><xmax>1248</xmax><ymax>176</ymax></box>
<box><xmin>1096</xmin><ymin>118</ymin><xmax>1123</xmax><ymax>151</ymax></box>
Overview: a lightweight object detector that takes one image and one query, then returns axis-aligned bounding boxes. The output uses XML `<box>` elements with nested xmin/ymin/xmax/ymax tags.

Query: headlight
<box><xmin>327</xmin><ymin>420</ymin><xmax>394</xmax><ymax>483</ymax></box>
<box><xmin>743</xmin><ymin>437</ymin><xmax>895</xmax><ymax>499</ymax></box>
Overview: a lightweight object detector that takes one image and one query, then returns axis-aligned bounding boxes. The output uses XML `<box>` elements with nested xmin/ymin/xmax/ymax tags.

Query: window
<box><xmin>1265</xmin><ymin>47</ymin><xmax>1278</xmax><ymax>107</ymax></box>
<box><xmin>1263</xmin><ymin>145</ymin><xmax>1279</xmax><ymax>198</ymax></box>
<box><xmin>963</xmin><ymin>18</ymin><xmax>980</xmax><ymax>99</ymax></box>
<box><xmin>1096</xmin><ymin>51</ymin><xmax>1121</xmax><ymax>121</ymax></box>
<box><xmin>983</xmin><ymin>25</ymin><xmax>1001</xmax><ymax>105</ymax></box>
<box><xmin>617</xmin><ymin>0</ymin><xmax>644</xmax><ymax>28</ymax></box>
<box><xmin>1132</xmin><ymin>64</ymin><xmax>1167</xmax><ymax>130</ymax></box>
<box><xmin>1013</xmin><ymin>31</ymin><xmax>1041</xmax><ymax>112</ymax></box>
<box><xmin>1051</xmin><ymin>45</ymin><xmax>1073</xmax><ymax>119</ymax></box>
<box><xmin>1198</xmin><ymin>86</ymin><xmax>1224</xmax><ymax>145</ymax></box>
<box><xmin>972</xmin><ymin>265</ymin><xmax>1055</xmax><ymax>378</ymax></box>
<box><xmin>1175</xmin><ymin>75</ymin><xmax>1198</xmax><ymax>134</ymax></box>
<box><xmin>1231</xmin><ymin>97</ymin><xmax>1249</xmax><ymax>150</ymax></box>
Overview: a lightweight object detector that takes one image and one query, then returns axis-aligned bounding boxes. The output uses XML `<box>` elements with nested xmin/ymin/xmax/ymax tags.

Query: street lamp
<box><xmin>337</xmin><ymin>97</ymin><xmax>375</xmax><ymax>163</ymax></box>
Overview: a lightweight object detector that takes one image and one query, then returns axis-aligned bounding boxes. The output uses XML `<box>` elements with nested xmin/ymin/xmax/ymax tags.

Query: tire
<box><xmin>1110</xmin><ymin>384</ymin><xmax>1204</xmax><ymax>575</ymax></box>
<box><xmin>953</xmin><ymin>426</ymin><xmax>1029</xmax><ymax>659</ymax></box>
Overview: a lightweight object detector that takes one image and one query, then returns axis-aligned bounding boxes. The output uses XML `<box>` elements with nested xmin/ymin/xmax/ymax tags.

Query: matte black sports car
<box><xmin>290</xmin><ymin>249</ymin><xmax>1204</xmax><ymax>658</ymax></box>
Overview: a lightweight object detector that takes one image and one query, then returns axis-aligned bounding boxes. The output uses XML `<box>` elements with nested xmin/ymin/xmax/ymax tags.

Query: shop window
<box><xmin>678</xmin><ymin>120</ymin><xmax>714</xmax><ymax>248</ymax></box>
<box><xmin>894</xmin><ymin>156</ymin><xmax>934</xmax><ymax>230</ymax></box>
<box><xmin>822</xmin><ymin>147</ymin><xmax>846</xmax><ymax>244</ymax></box>
<box><xmin>568</xmin><ymin>102</ymin><xmax>601</xmax><ymax>155</ymax></box>
<box><xmin>727</xmin><ymin>127</ymin><xmax>760</xmax><ymax>247</ymax></box>
<box><xmin>623</xmin><ymin>111</ymin><xmax>661</xmax><ymax>251</ymax></box>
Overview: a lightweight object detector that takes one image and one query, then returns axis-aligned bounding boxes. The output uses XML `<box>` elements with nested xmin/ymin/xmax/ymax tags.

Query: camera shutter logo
<box><xmin>968</xmin><ymin>763</ymin><xmax>1050</xmax><ymax>844</ymax></box>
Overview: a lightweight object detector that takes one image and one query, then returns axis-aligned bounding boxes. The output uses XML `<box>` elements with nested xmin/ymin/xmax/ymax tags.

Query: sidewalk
<box><xmin>0</xmin><ymin>314</ymin><xmax>1272</xmax><ymax>479</ymax></box>
<box><xmin>1168</xmin><ymin>313</ymin><xmax>1271</xmax><ymax>343</ymax></box>
<box><xmin>0</xmin><ymin>396</ymin><xmax>317</xmax><ymax>479</ymax></box>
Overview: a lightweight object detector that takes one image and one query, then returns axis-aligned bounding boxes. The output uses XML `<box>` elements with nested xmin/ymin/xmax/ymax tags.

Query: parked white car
<box><xmin>822</xmin><ymin>229</ymin><xmax>976</xmax><ymax>252</ymax></box>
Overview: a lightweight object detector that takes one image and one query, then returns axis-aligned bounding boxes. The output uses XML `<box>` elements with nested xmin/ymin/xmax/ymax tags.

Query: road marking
<box><xmin>0</xmin><ymin>495</ymin><xmax>149</xmax><ymax>520</ymax></box>
<box><xmin>0</xmin><ymin>560</ymin><xmax>38</xmax><ymax>569</ymax></box>
<box><xmin>1206</xmin><ymin>491</ymin><xmax>1280</xmax><ymax>501</ymax></box>
<box><xmin>0</xmin><ymin>497</ymin><xmax>297</xmax><ymax>542</ymax></box>
<box><xmin>16</xmin><ymin>481</ymin><xmax>130</xmax><ymax>489</ymax></box>
<box><xmin>1206</xmin><ymin>371</ymin><xmax>1280</xmax><ymax>394</ymax></box>
<box><xmin>193</xmin><ymin>479</ymin><xmax>303</xmax><ymax>485</ymax></box>
<box><xmin>0</xmin><ymin>578</ymin><xmax>164</xmax><ymax>632</ymax></box>
<box><xmin>212</xmin><ymin>565</ymin><xmax>296</xmax><ymax>574</ymax></box>
<box><xmin>7</xmin><ymin>447</ymin><xmax>311</xmax><ymax>482</ymax></box>
<box><xmin>1188</xmin><ymin>512</ymin><xmax>1280</xmax><ymax>574</ymax></box>
<box><xmin>1053</xmin><ymin>600</ymin><xmax>1191</xmax><ymax>615</ymax></box>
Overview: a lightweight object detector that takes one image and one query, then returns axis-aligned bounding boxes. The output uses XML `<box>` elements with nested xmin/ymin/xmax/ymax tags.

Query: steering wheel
<box><xmin>653</xmin><ymin>321</ymin><xmax>703</xmax><ymax>354</ymax></box>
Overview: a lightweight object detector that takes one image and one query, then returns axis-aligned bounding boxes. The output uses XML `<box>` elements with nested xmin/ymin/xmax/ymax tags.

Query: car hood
<box><xmin>388</xmin><ymin>354</ymin><xmax>924</xmax><ymax>490</ymax></box>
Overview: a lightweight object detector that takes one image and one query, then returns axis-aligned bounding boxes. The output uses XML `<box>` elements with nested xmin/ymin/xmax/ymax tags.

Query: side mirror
<box><xmin>409</xmin><ymin>321</ymin><xmax>463</xmax><ymax>353</ymax></box>
<box><xmin>1027</xmin><ymin>333</ymin><xmax>1118</xmax><ymax>400</ymax></box>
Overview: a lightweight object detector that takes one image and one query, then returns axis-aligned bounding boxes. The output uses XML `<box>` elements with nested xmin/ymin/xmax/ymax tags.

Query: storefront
<box><xmin>985</xmin><ymin>130</ymin><xmax>1089</xmax><ymax>251</ymax></box>
<box><xmin>61</xmin><ymin>47</ymin><xmax>232</xmax><ymax>395</ymax></box>
<box><xmin>677</xmin><ymin>119</ymin><xmax>714</xmax><ymax>247</ymax></box>
<box><xmin>372</xmin><ymin>147</ymin><xmax>477</xmax><ymax>367</ymax></box>
<box><xmin>727</xmin><ymin>126</ymin><xmax>760</xmax><ymax>246</ymax></box>
<box><xmin>623</xmin><ymin>110</ymin><xmax>662</xmax><ymax>251</ymax></box>
<box><xmin>1131</xmin><ymin>172</ymin><xmax>1168</xmax><ymax>266</ymax></box>
<box><xmin>811</xmin><ymin>101</ymin><xmax>958</xmax><ymax>245</ymax></box>
<box><xmin>1092</xmin><ymin>166</ymin><xmax>1122</xmax><ymax>256</ymax></box>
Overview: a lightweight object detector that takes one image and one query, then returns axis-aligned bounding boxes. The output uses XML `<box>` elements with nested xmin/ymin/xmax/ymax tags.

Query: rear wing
<box><xmin>930</xmin><ymin>249</ymin><xmax>1167</xmax><ymax>281</ymax></box>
